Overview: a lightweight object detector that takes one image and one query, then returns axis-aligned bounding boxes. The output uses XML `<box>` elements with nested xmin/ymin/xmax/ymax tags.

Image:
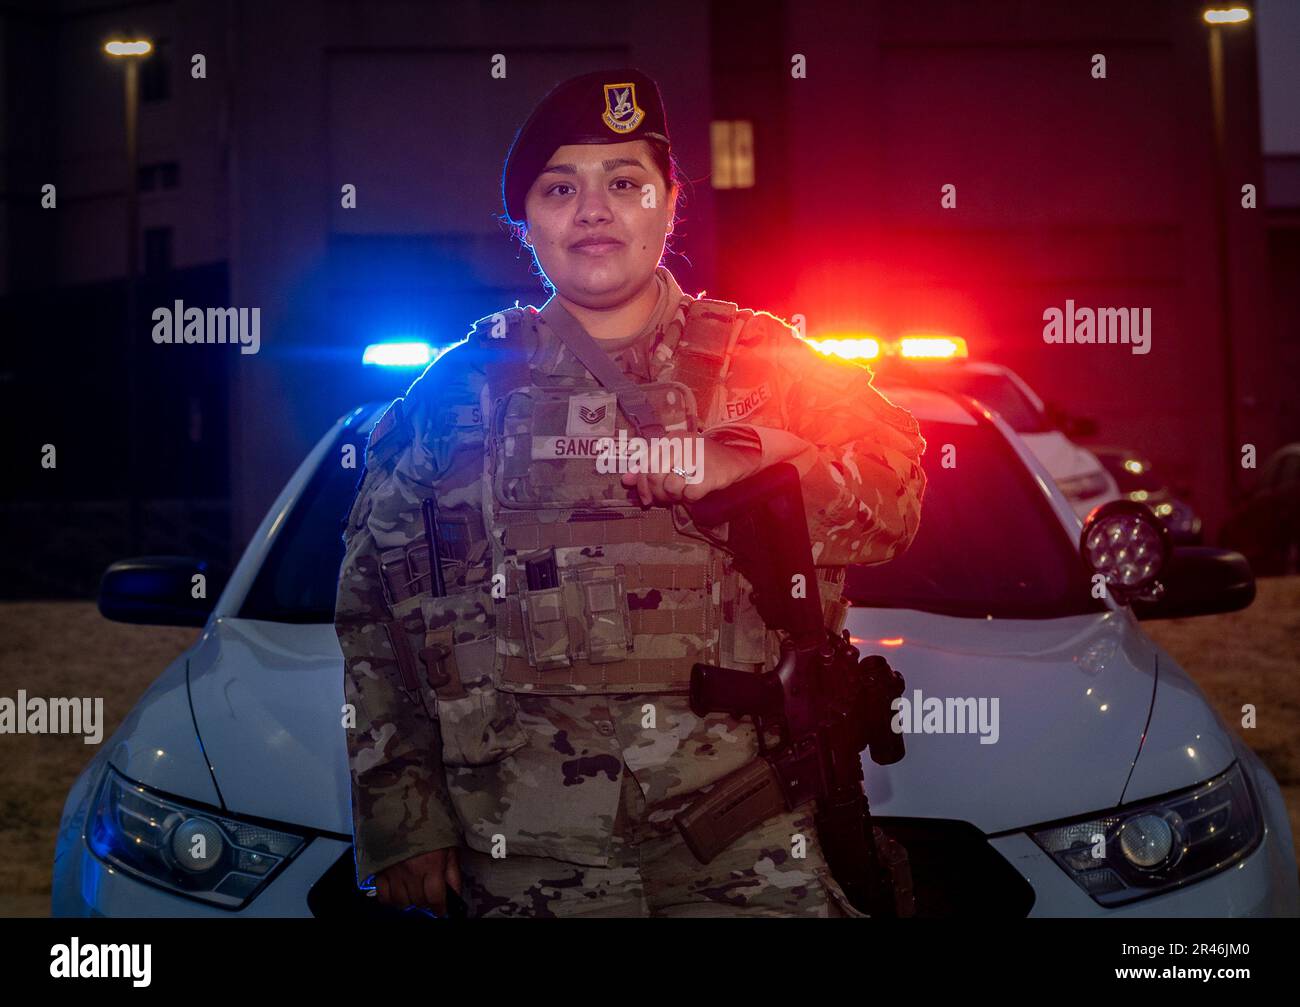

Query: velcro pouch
<box><xmin>519</xmin><ymin>585</ymin><xmax>572</xmax><ymax>671</ymax></box>
<box><xmin>578</xmin><ymin>565</ymin><xmax>631</xmax><ymax>664</ymax></box>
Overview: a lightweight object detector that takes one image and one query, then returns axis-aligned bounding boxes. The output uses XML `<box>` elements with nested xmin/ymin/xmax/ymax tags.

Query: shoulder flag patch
<box><xmin>366</xmin><ymin>398</ymin><xmax>411</xmax><ymax>465</ymax></box>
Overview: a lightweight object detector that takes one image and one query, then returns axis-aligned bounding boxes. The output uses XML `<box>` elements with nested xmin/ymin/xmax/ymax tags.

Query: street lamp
<box><xmin>1203</xmin><ymin>7</ymin><xmax>1251</xmax><ymax>25</ymax></box>
<box><xmin>1201</xmin><ymin>7</ymin><xmax>1251</xmax><ymax>511</ymax></box>
<box><xmin>105</xmin><ymin>36</ymin><xmax>153</xmax><ymax>554</ymax></box>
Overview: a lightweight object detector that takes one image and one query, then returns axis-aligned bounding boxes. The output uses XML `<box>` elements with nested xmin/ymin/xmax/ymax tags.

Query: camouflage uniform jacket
<box><xmin>335</xmin><ymin>275</ymin><xmax>927</xmax><ymax>882</ymax></box>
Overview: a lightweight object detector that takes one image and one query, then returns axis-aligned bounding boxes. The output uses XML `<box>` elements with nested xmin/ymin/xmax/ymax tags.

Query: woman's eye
<box><xmin>612</xmin><ymin>178</ymin><xmax>637</xmax><ymax>191</ymax></box>
<box><xmin>547</xmin><ymin>183</ymin><xmax>574</xmax><ymax>196</ymax></box>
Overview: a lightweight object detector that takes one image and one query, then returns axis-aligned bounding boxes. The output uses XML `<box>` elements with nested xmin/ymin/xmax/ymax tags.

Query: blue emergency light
<box><xmin>362</xmin><ymin>341</ymin><xmax>435</xmax><ymax>368</ymax></box>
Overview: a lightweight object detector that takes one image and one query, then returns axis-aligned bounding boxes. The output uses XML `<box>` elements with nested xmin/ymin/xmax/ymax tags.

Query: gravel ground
<box><xmin>2</xmin><ymin>580</ymin><xmax>1296</xmax><ymax>917</ymax></box>
<box><xmin>0</xmin><ymin>603</ymin><xmax>200</xmax><ymax>917</ymax></box>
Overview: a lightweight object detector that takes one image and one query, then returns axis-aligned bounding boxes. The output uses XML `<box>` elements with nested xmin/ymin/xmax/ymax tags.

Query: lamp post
<box><xmin>105</xmin><ymin>38</ymin><xmax>152</xmax><ymax>554</ymax></box>
<box><xmin>1200</xmin><ymin>7</ymin><xmax>1250</xmax><ymax>510</ymax></box>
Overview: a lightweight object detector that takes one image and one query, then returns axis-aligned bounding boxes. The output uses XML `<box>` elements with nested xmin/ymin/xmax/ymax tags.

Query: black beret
<box><xmin>502</xmin><ymin>67</ymin><xmax>670</xmax><ymax>225</ymax></box>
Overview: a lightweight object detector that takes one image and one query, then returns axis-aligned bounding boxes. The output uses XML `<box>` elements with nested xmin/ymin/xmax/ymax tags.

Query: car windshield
<box><xmin>238</xmin><ymin>409</ymin><xmax>379</xmax><ymax>624</ymax></box>
<box><xmin>933</xmin><ymin>371</ymin><xmax>1049</xmax><ymax>433</ymax></box>
<box><xmin>871</xmin><ymin>364</ymin><xmax>1049</xmax><ymax>434</ymax></box>
<box><xmin>845</xmin><ymin>417</ymin><xmax>1104</xmax><ymax>619</ymax></box>
<box><xmin>239</xmin><ymin>406</ymin><xmax>1100</xmax><ymax>624</ymax></box>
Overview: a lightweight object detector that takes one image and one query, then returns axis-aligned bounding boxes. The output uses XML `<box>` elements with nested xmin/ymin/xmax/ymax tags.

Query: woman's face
<box><xmin>522</xmin><ymin>140</ymin><xmax>677</xmax><ymax>307</ymax></box>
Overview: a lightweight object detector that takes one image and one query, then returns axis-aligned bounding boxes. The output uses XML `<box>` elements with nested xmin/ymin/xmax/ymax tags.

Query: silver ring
<box><xmin>671</xmin><ymin>467</ymin><xmax>690</xmax><ymax>479</ymax></box>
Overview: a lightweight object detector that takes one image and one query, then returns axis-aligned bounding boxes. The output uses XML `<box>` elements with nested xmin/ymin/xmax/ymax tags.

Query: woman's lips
<box><xmin>570</xmin><ymin>239</ymin><xmax>624</xmax><ymax>256</ymax></box>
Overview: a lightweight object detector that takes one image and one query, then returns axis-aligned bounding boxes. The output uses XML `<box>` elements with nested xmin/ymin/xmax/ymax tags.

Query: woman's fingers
<box><xmin>619</xmin><ymin>467</ymin><xmax>693</xmax><ymax>504</ymax></box>
<box><xmin>445</xmin><ymin>847</ymin><xmax>463</xmax><ymax>896</ymax></box>
<box><xmin>422</xmin><ymin>868</ymin><xmax>448</xmax><ymax>916</ymax></box>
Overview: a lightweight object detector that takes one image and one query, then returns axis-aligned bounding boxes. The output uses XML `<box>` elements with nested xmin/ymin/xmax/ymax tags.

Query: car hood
<box><xmin>105</xmin><ymin>652</ymin><xmax>222</xmax><ymax>807</ymax></box>
<box><xmin>186</xmin><ymin>617</ymin><xmax>352</xmax><ymax>835</ymax></box>
<box><xmin>845</xmin><ymin>607</ymin><xmax>1235</xmax><ymax>834</ymax></box>
<box><xmin>182</xmin><ymin>611</ymin><xmax>1236</xmax><ymax>840</ymax></box>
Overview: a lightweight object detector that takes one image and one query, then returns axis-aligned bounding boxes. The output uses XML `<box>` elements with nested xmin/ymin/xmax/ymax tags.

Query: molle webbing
<box><xmin>499</xmin><ymin>653</ymin><xmax>699</xmax><ymax>691</ymax></box>
<box><xmin>498</xmin><ymin>587</ymin><xmax>709</xmax><ymax>636</ymax></box>
<box><xmin>495</xmin><ymin>507</ymin><xmax>685</xmax><ymax>551</ymax></box>
<box><xmin>501</xmin><ymin>559</ymin><xmax>709</xmax><ymax>594</ymax></box>
<box><xmin>667</xmin><ymin>299</ymin><xmax>741</xmax><ymax>423</ymax></box>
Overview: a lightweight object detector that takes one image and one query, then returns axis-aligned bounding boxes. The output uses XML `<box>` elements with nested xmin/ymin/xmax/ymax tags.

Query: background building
<box><xmin>0</xmin><ymin>0</ymin><xmax>1293</xmax><ymax>594</ymax></box>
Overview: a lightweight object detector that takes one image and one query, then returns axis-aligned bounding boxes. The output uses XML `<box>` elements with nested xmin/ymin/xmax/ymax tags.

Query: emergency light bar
<box><xmin>801</xmin><ymin>333</ymin><xmax>967</xmax><ymax>362</ymax></box>
<box><xmin>897</xmin><ymin>335</ymin><xmax>968</xmax><ymax>359</ymax></box>
<box><xmin>362</xmin><ymin>341</ymin><xmax>436</xmax><ymax>368</ymax></box>
<box><xmin>802</xmin><ymin>336</ymin><xmax>882</xmax><ymax>361</ymax></box>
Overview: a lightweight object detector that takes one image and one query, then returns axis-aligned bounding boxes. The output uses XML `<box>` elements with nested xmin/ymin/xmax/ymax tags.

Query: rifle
<box><xmin>675</xmin><ymin>462</ymin><xmax>915</xmax><ymax>917</ymax></box>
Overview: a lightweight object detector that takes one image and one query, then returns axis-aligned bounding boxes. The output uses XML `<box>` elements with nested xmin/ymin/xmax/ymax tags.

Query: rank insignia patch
<box><xmin>567</xmin><ymin>392</ymin><xmax>617</xmax><ymax>435</ymax></box>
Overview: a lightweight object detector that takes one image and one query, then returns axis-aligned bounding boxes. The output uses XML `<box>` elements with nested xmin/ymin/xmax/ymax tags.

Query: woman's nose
<box><xmin>575</xmin><ymin>189</ymin><xmax>613</xmax><ymax>225</ymax></box>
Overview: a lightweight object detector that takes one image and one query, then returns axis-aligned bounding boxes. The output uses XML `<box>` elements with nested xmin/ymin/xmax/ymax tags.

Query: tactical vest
<box><xmin>478</xmin><ymin>296</ymin><xmax>776</xmax><ymax>695</ymax></box>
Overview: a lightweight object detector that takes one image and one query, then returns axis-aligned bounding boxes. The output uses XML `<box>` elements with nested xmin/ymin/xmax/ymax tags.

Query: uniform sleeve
<box><xmin>336</xmin><ymin>503</ymin><xmax>463</xmax><ymax>886</ymax></box>
<box><xmin>335</xmin><ymin>346</ymin><xmax>490</xmax><ymax>888</ymax></box>
<box><xmin>705</xmin><ymin>314</ymin><xmax>928</xmax><ymax>566</ymax></box>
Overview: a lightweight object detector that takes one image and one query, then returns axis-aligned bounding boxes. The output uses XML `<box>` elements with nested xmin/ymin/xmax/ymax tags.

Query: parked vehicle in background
<box><xmin>1091</xmin><ymin>446</ymin><xmax>1203</xmax><ymax>544</ymax></box>
<box><xmin>1220</xmin><ymin>443</ymin><xmax>1300</xmax><ymax>575</ymax></box>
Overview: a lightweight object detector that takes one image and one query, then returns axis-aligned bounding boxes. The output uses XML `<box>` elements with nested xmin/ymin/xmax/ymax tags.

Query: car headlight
<box><xmin>1029</xmin><ymin>762</ymin><xmax>1262</xmax><ymax>906</ymax></box>
<box><xmin>1057</xmin><ymin>471</ymin><xmax>1110</xmax><ymax>501</ymax></box>
<box><xmin>88</xmin><ymin>765</ymin><xmax>306</xmax><ymax>909</ymax></box>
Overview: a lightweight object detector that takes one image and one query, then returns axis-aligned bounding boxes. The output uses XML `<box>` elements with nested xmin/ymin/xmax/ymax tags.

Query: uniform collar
<box><xmin>536</xmin><ymin>266</ymin><xmax>686</xmax><ymax>380</ymax></box>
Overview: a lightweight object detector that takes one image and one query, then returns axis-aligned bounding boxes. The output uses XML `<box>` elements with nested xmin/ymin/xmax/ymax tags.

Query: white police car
<box><xmin>808</xmin><ymin>334</ymin><xmax>1121</xmax><ymax>520</ymax></box>
<box><xmin>51</xmin><ymin>388</ymin><xmax>1299</xmax><ymax>917</ymax></box>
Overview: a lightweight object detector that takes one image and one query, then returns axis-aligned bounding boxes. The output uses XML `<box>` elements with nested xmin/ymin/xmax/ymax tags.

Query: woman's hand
<box><xmin>620</xmin><ymin>439</ymin><xmax>763</xmax><ymax>506</ymax></box>
<box><xmin>374</xmin><ymin>846</ymin><xmax>463</xmax><ymax>915</ymax></box>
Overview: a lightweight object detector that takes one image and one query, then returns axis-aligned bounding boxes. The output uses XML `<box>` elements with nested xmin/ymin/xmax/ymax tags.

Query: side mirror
<box><xmin>98</xmin><ymin>556</ymin><xmax>227</xmax><ymax>627</ymax></box>
<box><xmin>1080</xmin><ymin>500</ymin><xmax>1172</xmax><ymax>606</ymax></box>
<box><xmin>1133</xmin><ymin>548</ymin><xmax>1255</xmax><ymax>620</ymax></box>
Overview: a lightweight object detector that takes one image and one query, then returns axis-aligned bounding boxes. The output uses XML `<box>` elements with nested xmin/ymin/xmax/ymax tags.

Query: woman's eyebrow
<box><xmin>539</xmin><ymin>157</ymin><xmax>647</xmax><ymax>175</ymax></box>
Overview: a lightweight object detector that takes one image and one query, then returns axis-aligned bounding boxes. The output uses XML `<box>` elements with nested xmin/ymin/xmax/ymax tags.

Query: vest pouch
<box><xmin>382</xmin><ymin>594</ymin><xmax>432</xmax><ymax>701</ymax></box>
<box><xmin>518</xmin><ymin>585</ymin><xmax>573</xmax><ymax>671</ymax></box>
<box><xmin>577</xmin><ymin>565</ymin><xmax>632</xmax><ymax>663</ymax></box>
<box><xmin>379</xmin><ymin>541</ymin><xmax>433</xmax><ymax>607</ymax></box>
<box><xmin>512</xmin><ymin>559</ymin><xmax>633</xmax><ymax>672</ymax></box>
<box><xmin>419</xmin><ymin>590</ymin><xmax>527</xmax><ymax>767</ymax></box>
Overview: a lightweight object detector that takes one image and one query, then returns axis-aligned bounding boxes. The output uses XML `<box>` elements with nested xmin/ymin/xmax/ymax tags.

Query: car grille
<box><xmin>879</xmin><ymin>818</ymin><xmax>1035</xmax><ymax>917</ymax></box>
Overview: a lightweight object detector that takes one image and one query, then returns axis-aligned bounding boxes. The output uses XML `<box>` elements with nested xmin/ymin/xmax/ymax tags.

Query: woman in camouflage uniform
<box><xmin>334</xmin><ymin>67</ymin><xmax>927</xmax><ymax>917</ymax></box>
